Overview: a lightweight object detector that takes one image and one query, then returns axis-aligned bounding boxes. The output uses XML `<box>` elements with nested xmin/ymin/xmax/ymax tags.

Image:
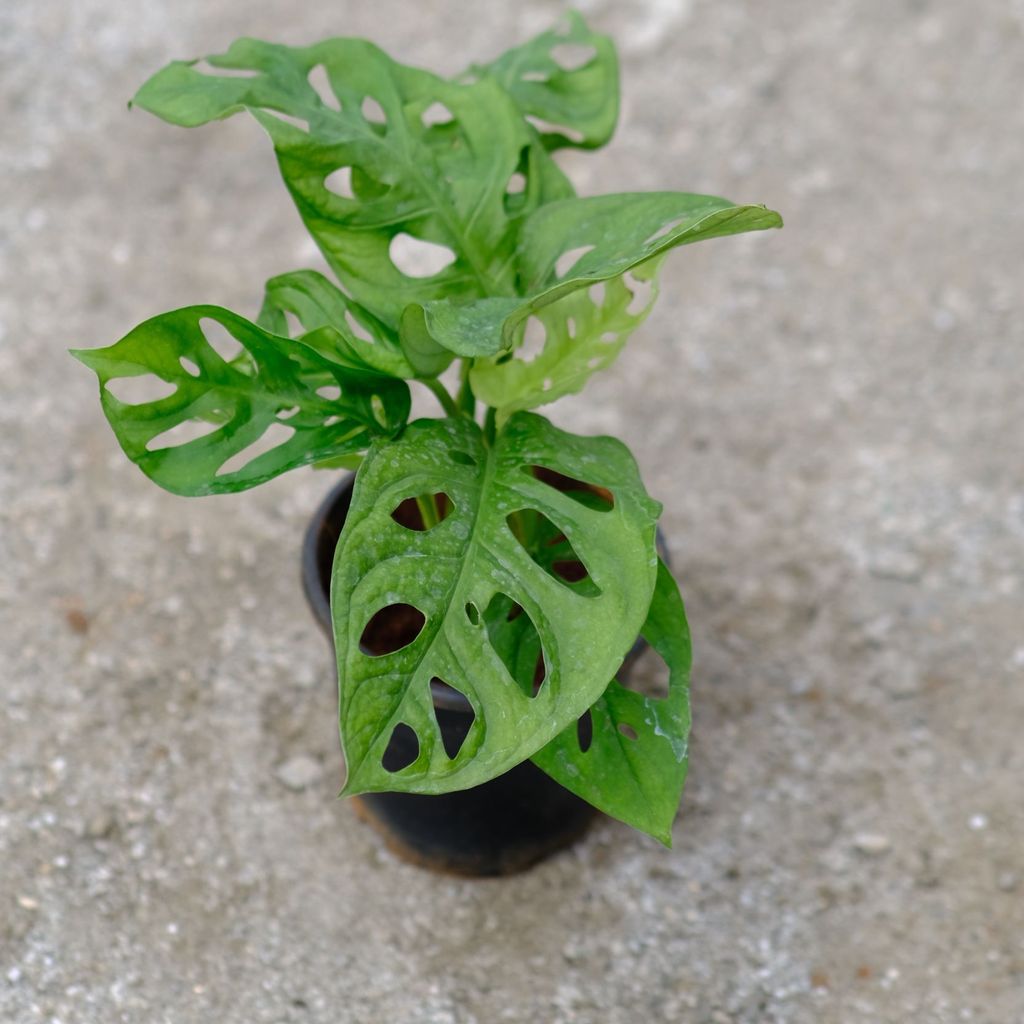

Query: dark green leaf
<box><xmin>132</xmin><ymin>37</ymin><xmax>574</xmax><ymax>332</ymax></box>
<box><xmin>332</xmin><ymin>411</ymin><xmax>661</xmax><ymax>795</ymax></box>
<box><xmin>532</xmin><ymin>558</ymin><xmax>692</xmax><ymax>845</ymax></box>
<box><xmin>71</xmin><ymin>305</ymin><xmax>409</xmax><ymax>495</ymax></box>
<box><xmin>257</xmin><ymin>269</ymin><xmax>415</xmax><ymax>379</ymax></box>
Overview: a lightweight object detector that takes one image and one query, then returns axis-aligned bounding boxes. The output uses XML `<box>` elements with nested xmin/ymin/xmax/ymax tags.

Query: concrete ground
<box><xmin>2</xmin><ymin>0</ymin><xmax>1022</xmax><ymax>1021</ymax></box>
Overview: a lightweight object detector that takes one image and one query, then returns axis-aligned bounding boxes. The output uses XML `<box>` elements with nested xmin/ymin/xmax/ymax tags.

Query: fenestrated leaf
<box><xmin>332</xmin><ymin>411</ymin><xmax>662</xmax><ymax>795</ymax></box>
<box><xmin>471</xmin><ymin>10</ymin><xmax>619</xmax><ymax>151</ymax></box>
<box><xmin>257</xmin><ymin>269</ymin><xmax>415</xmax><ymax>379</ymax></box>
<box><xmin>471</xmin><ymin>257</ymin><xmax>663</xmax><ymax>416</ymax></box>
<box><xmin>416</xmin><ymin>193</ymin><xmax>782</xmax><ymax>364</ymax></box>
<box><xmin>531</xmin><ymin>558</ymin><xmax>692</xmax><ymax>845</ymax></box>
<box><xmin>132</xmin><ymin>37</ymin><xmax>575</xmax><ymax>333</ymax></box>
<box><xmin>71</xmin><ymin>305</ymin><xmax>410</xmax><ymax>496</ymax></box>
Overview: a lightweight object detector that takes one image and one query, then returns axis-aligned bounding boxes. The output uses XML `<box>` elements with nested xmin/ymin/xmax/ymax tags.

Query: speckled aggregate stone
<box><xmin>2</xmin><ymin>1</ymin><xmax>1023</xmax><ymax>1022</ymax></box>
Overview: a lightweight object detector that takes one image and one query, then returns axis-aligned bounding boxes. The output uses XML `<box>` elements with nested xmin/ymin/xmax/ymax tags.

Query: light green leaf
<box><xmin>257</xmin><ymin>269</ymin><xmax>415</xmax><ymax>379</ymax></box>
<box><xmin>473</xmin><ymin>10</ymin><xmax>619</xmax><ymax>151</ymax></box>
<box><xmin>415</xmin><ymin>193</ymin><xmax>782</xmax><ymax>370</ymax></box>
<box><xmin>132</xmin><ymin>36</ymin><xmax>574</xmax><ymax>332</ymax></box>
<box><xmin>471</xmin><ymin>256</ymin><xmax>664</xmax><ymax>415</ymax></box>
<box><xmin>531</xmin><ymin>558</ymin><xmax>692</xmax><ymax>845</ymax></box>
<box><xmin>71</xmin><ymin>305</ymin><xmax>410</xmax><ymax>496</ymax></box>
<box><xmin>332</xmin><ymin>411</ymin><xmax>662</xmax><ymax>795</ymax></box>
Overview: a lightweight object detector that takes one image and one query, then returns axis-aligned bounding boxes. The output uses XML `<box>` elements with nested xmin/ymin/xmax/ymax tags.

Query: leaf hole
<box><xmin>625</xmin><ymin>645</ymin><xmax>671</xmax><ymax>701</ymax></box>
<box><xmin>482</xmin><ymin>593</ymin><xmax>546</xmax><ymax>698</ymax></box>
<box><xmin>371</xmin><ymin>394</ymin><xmax>388</xmax><ymax>428</ymax></box>
<box><xmin>645</xmin><ymin>216</ymin><xmax>686</xmax><ymax>247</ymax></box>
<box><xmin>361</xmin><ymin>95</ymin><xmax>386</xmax><ymax>125</ymax></box>
<box><xmin>526</xmin><ymin>465</ymin><xmax>615</xmax><ymax>511</ymax></box>
<box><xmin>465</xmin><ymin>602</ymin><xmax>480</xmax><ymax>626</ymax></box>
<box><xmin>518</xmin><ymin>317</ymin><xmax>547</xmax><ymax>362</ymax></box>
<box><xmin>192</xmin><ymin>60</ymin><xmax>259</xmax><ymax>78</ymax></box>
<box><xmin>600</xmin><ymin>331</ymin><xmax>619</xmax><ymax>344</ymax></box>
<box><xmin>281</xmin><ymin>310</ymin><xmax>303</xmax><ymax>337</ymax></box>
<box><xmin>307</xmin><ymin>64</ymin><xmax>340</xmax><ymax>110</ymax></box>
<box><xmin>324</xmin><ymin>166</ymin><xmax>354</xmax><ymax>199</ymax></box>
<box><xmin>264</xmin><ymin>109</ymin><xmax>309</xmax><ymax>133</ymax></box>
<box><xmin>389</xmin><ymin>233</ymin><xmax>456</xmax><ymax>278</ymax></box>
<box><xmin>588</xmin><ymin>282</ymin><xmax>606</xmax><ymax>307</ymax></box>
<box><xmin>432</xmin><ymin>679</ymin><xmax>475</xmax><ymax>759</ymax></box>
<box><xmin>577</xmin><ymin>709</ymin><xmax>593</xmax><ymax>753</ymax></box>
<box><xmin>420</xmin><ymin>101</ymin><xmax>454</xmax><ymax>127</ymax></box>
<box><xmin>587</xmin><ymin>356</ymin><xmax>603</xmax><ymax>370</ymax></box>
<box><xmin>624</xmin><ymin>272</ymin><xmax>655</xmax><ymax>315</ymax></box>
<box><xmin>618</xmin><ymin>722</ymin><xmax>639</xmax><ymax>742</ymax></box>
<box><xmin>554</xmin><ymin>244</ymin><xmax>595</xmax><ymax>279</ymax></box>
<box><xmin>360</xmin><ymin>604</ymin><xmax>426</xmax><ymax>657</ymax></box>
<box><xmin>521</xmin><ymin>70</ymin><xmax>548</xmax><ymax>83</ymax></box>
<box><xmin>381</xmin><ymin>722</ymin><xmax>419</xmax><ymax>772</ymax></box>
<box><xmin>215</xmin><ymin>422</ymin><xmax>295</xmax><ymax>477</ymax></box>
<box><xmin>506</xmin><ymin>171</ymin><xmax>527</xmax><ymax>195</ymax></box>
<box><xmin>145</xmin><ymin>417</ymin><xmax>222</xmax><ymax>452</ymax></box>
<box><xmin>448</xmin><ymin>450</ymin><xmax>477</xmax><ymax>467</ymax></box>
<box><xmin>317</xmin><ymin>384</ymin><xmax>341</xmax><ymax>400</ymax></box>
<box><xmin>276</xmin><ymin>405</ymin><xmax>300</xmax><ymax>420</ymax></box>
<box><xmin>104</xmin><ymin>375</ymin><xmax>176</xmax><ymax>405</ymax></box>
<box><xmin>179</xmin><ymin>356</ymin><xmax>200</xmax><ymax>377</ymax></box>
<box><xmin>550</xmin><ymin>42</ymin><xmax>597</xmax><ymax>71</ymax></box>
<box><xmin>390</xmin><ymin>492</ymin><xmax>454</xmax><ymax>531</ymax></box>
<box><xmin>507</xmin><ymin>509</ymin><xmax>601</xmax><ymax>596</ymax></box>
<box><xmin>344</xmin><ymin>309</ymin><xmax>375</xmax><ymax>343</ymax></box>
<box><xmin>200</xmin><ymin>317</ymin><xmax>244</xmax><ymax>363</ymax></box>
<box><xmin>525</xmin><ymin>115</ymin><xmax>585</xmax><ymax>145</ymax></box>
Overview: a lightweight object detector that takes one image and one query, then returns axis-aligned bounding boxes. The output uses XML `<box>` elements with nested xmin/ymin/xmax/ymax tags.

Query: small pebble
<box><xmin>276</xmin><ymin>755</ymin><xmax>322</xmax><ymax>791</ymax></box>
<box><xmin>853</xmin><ymin>833</ymin><xmax>892</xmax><ymax>855</ymax></box>
<box><xmin>968</xmin><ymin>814</ymin><xmax>988</xmax><ymax>831</ymax></box>
<box><xmin>997</xmin><ymin>872</ymin><xmax>1018</xmax><ymax>893</ymax></box>
<box><xmin>85</xmin><ymin>810</ymin><xmax>115</xmax><ymax>839</ymax></box>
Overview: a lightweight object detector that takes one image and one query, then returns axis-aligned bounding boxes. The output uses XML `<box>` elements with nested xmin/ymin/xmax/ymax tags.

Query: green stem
<box><xmin>456</xmin><ymin>359</ymin><xmax>476</xmax><ymax>419</ymax></box>
<box><xmin>422</xmin><ymin>378</ymin><xmax>458</xmax><ymax>418</ymax></box>
<box><xmin>415</xmin><ymin>493</ymin><xmax>439</xmax><ymax>529</ymax></box>
<box><xmin>483</xmin><ymin>406</ymin><xmax>497</xmax><ymax>445</ymax></box>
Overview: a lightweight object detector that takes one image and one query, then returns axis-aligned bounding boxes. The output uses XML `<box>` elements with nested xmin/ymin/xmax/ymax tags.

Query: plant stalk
<box><xmin>423</xmin><ymin>378</ymin><xmax>459</xmax><ymax>418</ymax></box>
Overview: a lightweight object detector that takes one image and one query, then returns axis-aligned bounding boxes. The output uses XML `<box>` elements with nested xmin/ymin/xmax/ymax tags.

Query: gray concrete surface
<box><xmin>2</xmin><ymin>1</ymin><xmax>1022</xmax><ymax>1021</ymax></box>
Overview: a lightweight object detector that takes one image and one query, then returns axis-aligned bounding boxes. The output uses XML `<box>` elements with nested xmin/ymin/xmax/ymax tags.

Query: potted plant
<box><xmin>73</xmin><ymin>13</ymin><xmax>781</xmax><ymax>875</ymax></box>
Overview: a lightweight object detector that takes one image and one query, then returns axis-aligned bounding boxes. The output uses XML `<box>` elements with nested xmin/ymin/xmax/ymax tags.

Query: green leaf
<box><xmin>71</xmin><ymin>305</ymin><xmax>410</xmax><ymax>496</ymax></box>
<box><xmin>331</xmin><ymin>411</ymin><xmax>662</xmax><ymax>795</ymax></box>
<box><xmin>471</xmin><ymin>256</ymin><xmax>664</xmax><ymax>415</ymax></box>
<box><xmin>411</xmin><ymin>193</ymin><xmax>781</xmax><ymax>373</ymax></box>
<box><xmin>531</xmin><ymin>558</ymin><xmax>692</xmax><ymax>845</ymax></box>
<box><xmin>472</xmin><ymin>10</ymin><xmax>619</xmax><ymax>151</ymax></box>
<box><xmin>132</xmin><ymin>37</ymin><xmax>574</xmax><ymax>331</ymax></box>
<box><xmin>257</xmin><ymin>269</ymin><xmax>415</xmax><ymax>379</ymax></box>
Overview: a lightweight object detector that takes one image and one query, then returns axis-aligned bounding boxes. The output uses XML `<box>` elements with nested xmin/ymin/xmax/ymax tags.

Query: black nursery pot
<box><xmin>301</xmin><ymin>475</ymin><xmax>602</xmax><ymax>877</ymax></box>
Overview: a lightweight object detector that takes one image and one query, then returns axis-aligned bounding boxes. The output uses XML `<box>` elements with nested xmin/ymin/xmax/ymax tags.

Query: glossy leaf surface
<box><xmin>432</xmin><ymin>193</ymin><xmax>783</xmax><ymax>378</ymax></box>
<box><xmin>471</xmin><ymin>258</ymin><xmax>663</xmax><ymax>415</ymax></box>
<box><xmin>532</xmin><ymin>558</ymin><xmax>692</xmax><ymax>844</ymax></box>
<box><xmin>132</xmin><ymin>35</ymin><xmax>573</xmax><ymax>333</ymax></box>
<box><xmin>72</xmin><ymin>306</ymin><xmax>409</xmax><ymax>495</ymax></box>
<box><xmin>257</xmin><ymin>269</ymin><xmax>415</xmax><ymax>379</ymax></box>
<box><xmin>332</xmin><ymin>411</ymin><xmax>661</xmax><ymax>795</ymax></box>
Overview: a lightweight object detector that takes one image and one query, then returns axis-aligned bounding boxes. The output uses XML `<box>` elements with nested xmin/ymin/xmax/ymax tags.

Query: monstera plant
<box><xmin>73</xmin><ymin>13</ymin><xmax>781</xmax><ymax>844</ymax></box>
